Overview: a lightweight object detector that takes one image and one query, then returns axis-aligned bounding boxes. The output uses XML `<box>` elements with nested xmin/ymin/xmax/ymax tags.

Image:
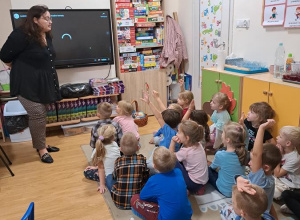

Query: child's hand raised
<box><xmin>260</xmin><ymin>119</ymin><xmax>275</xmax><ymax>130</ymax></box>
<box><xmin>236</xmin><ymin>176</ymin><xmax>256</xmax><ymax>195</ymax></box>
<box><xmin>152</xmin><ymin>90</ymin><xmax>160</xmax><ymax>99</ymax></box>
<box><xmin>188</xmin><ymin>99</ymin><xmax>195</xmax><ymax>111</ymax></box>
<box><xmin>140</xmin><ymin>90</ymin><xmax>150</xmax><ymax>104</ymax></box>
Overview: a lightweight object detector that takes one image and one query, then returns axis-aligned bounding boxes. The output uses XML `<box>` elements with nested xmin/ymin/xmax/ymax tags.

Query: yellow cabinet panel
<box><xmin>241</xmin><ymin>78</ymin><xmax>269</xmax><ymax>116</ymax></box>
<box><xmin>269</xmin><ymin>83</ymin><xmax>300</xmax><ymax>136</ymax></box>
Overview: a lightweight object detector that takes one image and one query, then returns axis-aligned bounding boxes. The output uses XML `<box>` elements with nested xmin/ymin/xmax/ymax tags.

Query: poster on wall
<box><xmin>265</xmin><ymin>0</ymin><xmax>286</xmax><ymax>4</ymax></box>
<box><xmin>284</xmin><ymin>5</ymin><xmax>300</xmax><ymax>27</ymax></box>
<box><xmin>199</xmin><ymin>0</ymin><xmax>223</xmax><ymax>70</ymax></box>
<box><xmin>287</xmin><ymin>0</ymin><xmax>300</xmax><ymax>6</ymax></box>
<box><xmin>263</xmin><ymin>4</ymin><xmax>286</xmax><ymax>26</ymax></box>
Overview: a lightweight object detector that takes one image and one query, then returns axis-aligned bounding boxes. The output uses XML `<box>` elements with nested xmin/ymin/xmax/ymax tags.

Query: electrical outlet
<box><xmin>236</xmin><ymin>19</ymin><xmax>250</xmax><ymax>28</ymax></box>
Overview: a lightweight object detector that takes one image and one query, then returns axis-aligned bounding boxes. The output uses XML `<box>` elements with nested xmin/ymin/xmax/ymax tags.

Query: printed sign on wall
<box><xmin>263</xmin><ymin>4</ymin><xmax>286</xmax><ymax>26</ymax></box>
<box><xmin>284</xmin><ymin>5</ymin><xmax>300</xmax><ymax>27</ymax></box>
<box><xmin>200</xmin><ymin>0</ymin><xmax>223</xmax><ymax>70</ymax></box>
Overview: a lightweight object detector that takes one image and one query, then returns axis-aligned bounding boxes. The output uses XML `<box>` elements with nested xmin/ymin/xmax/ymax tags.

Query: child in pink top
<box><xmin>170</xmin><ymin>120</ymin><xmax>209</xmax><ymax>194</ymax></box>
<box><xmin>113</xmin><ymin>100</ymin><xmax>140</xmax><ymax>140</ymax></box>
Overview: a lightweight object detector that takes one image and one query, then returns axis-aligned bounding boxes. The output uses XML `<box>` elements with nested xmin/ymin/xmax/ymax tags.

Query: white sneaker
<box><xmin>280</xmin><ymin>204</ymin><xmax>294</xmax><ymax>215</ymax></box>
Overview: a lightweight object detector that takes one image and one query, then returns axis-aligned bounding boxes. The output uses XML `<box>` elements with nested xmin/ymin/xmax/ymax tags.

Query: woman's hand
<box><xmin>97</xmin><ymin>185</ymin><xmax>106</xmax><ymax>194</ymax></box>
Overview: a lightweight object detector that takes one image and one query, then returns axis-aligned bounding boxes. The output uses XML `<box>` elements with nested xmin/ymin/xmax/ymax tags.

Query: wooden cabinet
<box><xmin>242</xmin><ymin>74</ymin><xmax>300</xmax><ymax>136</ymax></box>
<box><xmin>119</xmin><ymin>69</ymin><xmax>167</xmax><ymax>114</ymax></box>
<box><xmin>202</xmin><ymin>68</ymin><xmax>244</xmax><ymax>122</ymax></box>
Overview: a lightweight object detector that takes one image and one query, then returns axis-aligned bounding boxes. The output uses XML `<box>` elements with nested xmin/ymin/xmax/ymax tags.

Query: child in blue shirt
<box><xmin>208</xmin><ymin>122</ymin><xmax>247</xmax><ymax>197</ymax></box>
<box><xmin>131</xmin><ymin>147</ymin><xmax>193</xmax><ymax>220</ymax></box>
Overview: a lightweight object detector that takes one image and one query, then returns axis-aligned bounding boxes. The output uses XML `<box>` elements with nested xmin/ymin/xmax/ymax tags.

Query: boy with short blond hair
<box><xmin>131</xmin><ymin>147</ymin><xmax>193</xmax><ymax>220</ymax></box>
<box><xmin>108</xmin><ymin>132</ymin><xmax>149</xmax><ymax>210</ymax></box>
<box><xmin>273</xmin><ymin>126</ymin><xmax>300</xmax><ymax>200</ymax></box>
<box><xmin>90</xmin><ymin>102</ymin><xmax>123</xmax><ymax>148</ymax></box>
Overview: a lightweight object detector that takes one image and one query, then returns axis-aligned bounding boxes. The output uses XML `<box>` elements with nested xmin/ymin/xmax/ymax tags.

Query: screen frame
<box><xmin>9</xmin><ymin>9</ymin><xmax>115</xmax><ymax>69</ymax></box>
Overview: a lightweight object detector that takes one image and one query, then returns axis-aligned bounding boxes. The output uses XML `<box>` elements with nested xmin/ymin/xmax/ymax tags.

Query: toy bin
<box><xmin>4</xmin><ymin>100</ymin><xmax>32</xmax><ymax>142</ymax></box>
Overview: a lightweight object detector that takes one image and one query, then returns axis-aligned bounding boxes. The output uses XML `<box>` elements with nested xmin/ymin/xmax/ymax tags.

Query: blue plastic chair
<box><xmin>21</xmin><ymin>202</ymin><xmax>34</xmax><ymax>220</ymax></box>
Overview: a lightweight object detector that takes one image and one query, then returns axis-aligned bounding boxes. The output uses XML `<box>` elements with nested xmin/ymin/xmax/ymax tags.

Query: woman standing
<box><xmin>0</xmin><ymin>5</ymin><xmax>61</xmax><ymax>163</ymax></box>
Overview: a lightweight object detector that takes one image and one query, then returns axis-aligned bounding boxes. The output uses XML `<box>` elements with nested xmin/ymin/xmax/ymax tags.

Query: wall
<box><xmin>0</xmin><ymin>0</ymin><xmax>116</xmax><ymax>84</ymax></box>
<box><xmin>232</xmin><ymin>0</ymin><xmax>300</xmax><ymax>66</ymax></box>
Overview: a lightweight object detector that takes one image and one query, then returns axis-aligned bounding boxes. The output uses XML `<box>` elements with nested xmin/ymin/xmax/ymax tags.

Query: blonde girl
<box><xmin>177</xmin><ymin>90</ymin><xmax>194</xmax><ymax>117</ymax></box>
<box><xmin>170</xmin><ymin>120</ymin><xmax>209</xmax><ymax>194</ymax></box>
<box><xmin>83</xmin><ymin>124</ymin><xmax>120</xmax><ymax>194</ymax></box>
<box><xmin>210</xmin><ymin>92</ymin><xmax>231</xmax><ymax>149</ymax></box>
<box><xmin>208</xmin><ymin>122</ymin><xmax>247</xmax><ymax>197</ymax></box>
<box><xmin>113</xmin><ymin>100</ymin><xmax>139</xmax><ymax>140</ymax></box>
<box><xmin>243</xmin><ymin>102</ymin><xmax>276</xmax><ymax>151</ymax></box>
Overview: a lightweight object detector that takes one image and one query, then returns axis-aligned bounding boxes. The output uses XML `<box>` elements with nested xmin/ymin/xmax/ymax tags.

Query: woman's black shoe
<box><xmin>40</xmin><ymin>153</ymin><xmax>54</xmax><ymax>163</ymax></box>
<box><xmin>47</xmin><ymin>145</ymin><xmax>60</xmax><ymax>152</ymax></box>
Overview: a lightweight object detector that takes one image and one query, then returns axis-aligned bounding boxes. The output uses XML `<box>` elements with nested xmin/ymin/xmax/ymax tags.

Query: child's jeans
<box><xmin>208</xmin><ymin>167</ymin><xmax>219</xmax><ymax>191</ymax></box>
<box><xmin>106</xmin><ymin>174</ymin><xmax>116</xmax><ymax>192</ymax></box>
<box><xmin>175</xmin><ymin>161</ymin><xmax>205</xmax><ymax>194</ymax></box>
<box><xmin>131</xmin><ymin>194</ymin><xmax>159</xmax><ymax>220</ymax></box>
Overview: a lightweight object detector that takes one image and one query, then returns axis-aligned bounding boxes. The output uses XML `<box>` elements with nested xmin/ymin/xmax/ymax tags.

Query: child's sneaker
<box><xmin>280</xmin><ymin>204</ymin><xmax>294</xmax><ymax>215</ymax></box>
<box><xmin>195</xmin><ymin>186</ymin><xmax>205</xmax><ymax>195</ymax></box>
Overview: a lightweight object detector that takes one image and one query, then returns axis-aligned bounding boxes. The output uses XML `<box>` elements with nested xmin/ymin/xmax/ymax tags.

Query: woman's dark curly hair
<box><xmin>21</xmin><ymin>5</ymin><xmax>52</xmax><ymax>46</ymax></box>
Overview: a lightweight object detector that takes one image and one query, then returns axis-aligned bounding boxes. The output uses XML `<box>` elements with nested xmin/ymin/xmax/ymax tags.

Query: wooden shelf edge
<box><xmin>78</xmin><ymin>94</ymin><xmax>120</xmax><ymax>100</ymax></box>
<box><xmin>46</xmin><ymin>119</ymin><xmax>80</xmax><ymax>127</ymax></box>
<box><xmin>80</xmin><ymin>114</ymin><xmax>117</xmax><ymax>122</ymax></box>
<box><xmin>136</xmin><ymin>45</ymin><xmax>163</xmax><ymax>49</ymax></box>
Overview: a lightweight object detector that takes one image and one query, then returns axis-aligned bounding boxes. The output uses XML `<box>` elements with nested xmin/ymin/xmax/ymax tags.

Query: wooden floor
<box><xmin>0</xmin><ymin>116</ymin><xmax>159</xmax><ymax>220</ymax></box>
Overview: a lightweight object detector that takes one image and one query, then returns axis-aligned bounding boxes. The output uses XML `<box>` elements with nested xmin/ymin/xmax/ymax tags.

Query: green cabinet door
<box><xmin>202</xmin><ymin>69</ymin><xmax>219</xmax><ymax>106</ymax></box>
<box><xmin>219</xmin><ymin>73</ymin><xmax>241</xmax><ymax>122</ymax></box>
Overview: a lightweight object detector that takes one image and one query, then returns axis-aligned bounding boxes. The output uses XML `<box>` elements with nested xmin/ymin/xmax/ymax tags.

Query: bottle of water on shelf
<box><xmin>274</xmin><ymin>43</ymin><xmax>285</xmax><ymax>79</ymax></box>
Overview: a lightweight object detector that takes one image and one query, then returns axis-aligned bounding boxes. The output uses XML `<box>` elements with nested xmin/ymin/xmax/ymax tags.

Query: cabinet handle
<box><xmin>263</xmin><ymin>90</ymin><xmax>268</xmax><ymax>95</ymax></box>
<box><xmin>268</xmin><ymin>92</ymin><xmax>273</xmax><ymax>96</ymax></box>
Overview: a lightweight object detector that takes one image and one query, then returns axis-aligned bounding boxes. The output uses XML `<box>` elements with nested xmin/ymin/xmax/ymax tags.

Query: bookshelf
<box><xmin>111</xmin><ymin>0</ymin><xmax>167</xmax><ymax>113</ymax></box>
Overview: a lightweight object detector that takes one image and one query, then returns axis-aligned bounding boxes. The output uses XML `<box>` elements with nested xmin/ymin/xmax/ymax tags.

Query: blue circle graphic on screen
<box><xmin>14</xmin><ymin>14</ymin><xmax>20</xmax><ymax>19</ymax></box>
<box><xmin>61</xmin><ymin>33</ymin><xmax>72</xmax><ymax>40</ymax></box>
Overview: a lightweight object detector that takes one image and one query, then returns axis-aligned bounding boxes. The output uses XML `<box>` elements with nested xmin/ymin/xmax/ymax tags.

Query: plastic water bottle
<box><xmin>274</xmin><ymin>43</ymin><xmax>285</xmax><ymax>79</ymax></box>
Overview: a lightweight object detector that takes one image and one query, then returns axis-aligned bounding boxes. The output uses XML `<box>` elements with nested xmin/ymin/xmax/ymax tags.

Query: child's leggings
<box><xmin>175</xmin><ymin>161</ymin><xmax>204</xmax><ymax>194</ymax></box>
<box><xmin>208</xmin><ymin>167</ymin><xmax>219</xmax><ymax>191</ymax></box>
<box><xmin>131</xmin><ymin>194</ymin><xmax>159</xmax><ymax>220</ymax></box>
<box><xmin>282</xmin><ymin>190</ymin><xmax>300</xmax><ymax>218</ymax></box>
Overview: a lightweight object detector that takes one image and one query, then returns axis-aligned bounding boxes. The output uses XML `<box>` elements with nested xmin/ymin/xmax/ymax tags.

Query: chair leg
<box><xmin>0</xmin><ymin>155</ymin><xmax>15</xmax><ymax>176</ymax></box>
<box><xmin>0</xmin><ymin>145</ymin><xmax>12</xmax><ymax>165</ymax></box>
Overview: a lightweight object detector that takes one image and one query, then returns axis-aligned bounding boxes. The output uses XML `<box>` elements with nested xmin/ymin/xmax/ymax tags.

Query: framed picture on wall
<box><xmin>287</xmin><ymin>0</ymin><xmax>300</xmax><ymax>6</ymax></box>
<box><xmin>265</xmin><ymin>0</ymin><xmax>286</xmax><ymax>4</ymax></box>
<box><xmin>263</xmin><ymin>4</ymin><xmax>286</xmax><ymax>26</ymax></box>
<box><xmin>284</xmin><ymin>5</ymin><xmax>300</xmax><ymax>27</ymax></box>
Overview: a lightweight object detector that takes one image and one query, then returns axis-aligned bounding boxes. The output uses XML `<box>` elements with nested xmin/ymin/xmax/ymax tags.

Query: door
<box><xmin>202</xmin><ymin>69</ymin><xmax>219</xmax><ymax>106</ymax></box>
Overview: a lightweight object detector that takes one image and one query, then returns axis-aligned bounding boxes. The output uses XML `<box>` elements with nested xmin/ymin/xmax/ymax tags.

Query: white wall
<box><xmin>1</xmin><ymin>0</ymin><xmax>116</xmax><ymax>84</ymax></box>
<box><xmin>232</xmin><ymin>0</ymin><xmax>300</xmax><ymax>66</ymax></box>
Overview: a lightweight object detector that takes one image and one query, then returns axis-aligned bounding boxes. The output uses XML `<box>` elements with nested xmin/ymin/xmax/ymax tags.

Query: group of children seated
<box><xmin>83</xmin><ymin>80</ymin><xmax>300</xmax><ymax>220</ymax></box>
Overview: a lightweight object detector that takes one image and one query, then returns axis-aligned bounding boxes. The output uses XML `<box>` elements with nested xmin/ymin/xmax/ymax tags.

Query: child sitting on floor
<box><xmin>131</xmin><ymin>147</ymin><xmax>193</xmax><ymax>220</ymax></box>
<box><xmin>90</xmin><ymin>102</ymin><xmax>123</xmax><ymax>148</ymax></box>
<box><xmin>220</xmin><ymin>184</ymin><xmax>275</xmax><ymax>220</ymax></box>
<box><xmin>84</xmin><ymin>124</ymin><xmax>120</xmax><ymax>194</ymax></box>
<box><xmin>177</xmin><ymin>90</ymin><xmax>194</xmax><ymax>117</ymax></box>
<box><xmin>190</xmin><ymin>110</ymin><xmax>210</xmax><ymax>147</ymax></box>
<box><xmin>170</xmin><ymin>120</ymin><xmax>209</xmax><ymax>195</ymax></box>
<box><xmin>242</xmin><ymin>102</ymin><xmax>276</xmax><ymax>151</ymax></box>
<box><xmin>107</xmin><ymin>132</ymin><xmax>149</xmax><ymax>210</ymax></box>
<box><xmin>208</xmin><ymin>122</ymin><xmax>247</xmax><ymax>197</ymax></box>
<box><xmin>113</xmin><ymin>100</ymin><xmax>139</xmax><ymax>141</ymax></box>
<box><xmin>273</xmin><ymin>126</ymin><xmax>300</xmax><ymax>200</ymax></box>
<box><xmin>209</xmin><ymin>92</ymin><xmax>231</xmax><ymax>149</ymax></box>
